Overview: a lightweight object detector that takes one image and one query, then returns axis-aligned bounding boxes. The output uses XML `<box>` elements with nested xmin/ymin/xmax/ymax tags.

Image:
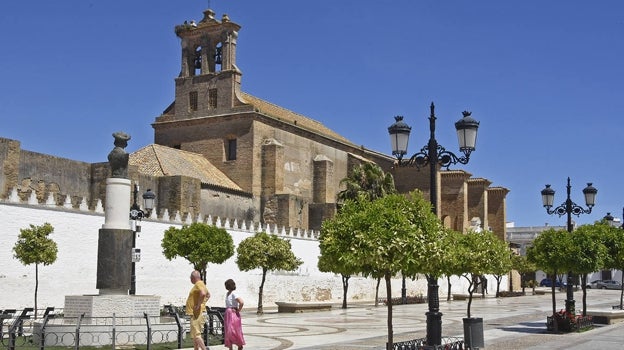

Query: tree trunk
<box><xmin>35</xmin><ymin>264</ymin><xmax>39</xmax><ymax>319</ymax></box>
<box><xmin>385</xmin><ymin>272</ymin><xmax>393</xmax><ymax>350</ymax></box>
<box><xmin>375</xmin><ymin>277</ymin><xmax>381</xmax><ymax>307</ymax></box>
<box><xmin>581</xmin><ymin>274</ymin><xmax>588</xmax><ymax>316</ymax></box>
<box><xmin>467</xmin><ymin>274</ymin><xmax>476</xmax><ymax>319</ymax></box>
<box><xmin>447</xmin><ymin>276</ymin><xmax>452</xmax><ymax>301</ymax></box>
<box><xmin>550</xmin><ymin>272</ymin><xmax>559</xmax><ymax>332</ymax></box>
<box><xmin>341</xmin><ymin>274</ymin><xmax>350</xmax><ymax>309</ymax></box>
<box><xmin>494</xmin><ymin>275</ymin><xmax>502</xmax><ymax>298</ymax></box>
<box><xmin>257</xmin><ymin>268</ymin><xmax>267</xmax><ymax>315</ymax></box>
<box><xmin>620</xmin><ymin>273</ymin><xmax>624</xmax><ymax>310</ymax></box>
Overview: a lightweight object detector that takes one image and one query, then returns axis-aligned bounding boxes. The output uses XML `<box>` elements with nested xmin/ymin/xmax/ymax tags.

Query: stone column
<box><xmin>97</xmin><ymin>177</ymin><xmax>132</xmax><ymax>294</ymax></box>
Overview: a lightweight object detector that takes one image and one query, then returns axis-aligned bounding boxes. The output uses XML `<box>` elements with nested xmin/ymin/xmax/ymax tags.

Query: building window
<box><xmin>226</xmin><ymin>138</ymin><xmax>237</xmax><ymax>161</ymax></box>
<box><xmin>209</xmin><ymin>88</ymin><xmax>217</xmax><ymax>109</ymax></box>
<box><xmin>189</xmin><ymin>91</ymin><xmax>198</xmax><ymax>111</ymax></box>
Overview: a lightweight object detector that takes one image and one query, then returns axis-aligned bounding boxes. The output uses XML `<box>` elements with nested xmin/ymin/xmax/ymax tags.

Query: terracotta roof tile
<box><xmin>129</xmin><ymin>144</ymin><xmax>242</xmax><ymax>191</ymax></box>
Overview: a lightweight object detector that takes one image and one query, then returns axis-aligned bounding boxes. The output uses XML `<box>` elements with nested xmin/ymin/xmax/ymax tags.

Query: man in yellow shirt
<box><xmin>186</xmin><ymin>270</ymin><xmax>210</xmax><ymax>350</ymax></box>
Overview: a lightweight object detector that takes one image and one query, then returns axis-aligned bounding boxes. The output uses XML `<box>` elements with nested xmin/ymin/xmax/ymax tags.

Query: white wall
<box><xmin>0</xmin><ymin>202</ymin><xmax>498</xmax><ymax>312</ymax></box>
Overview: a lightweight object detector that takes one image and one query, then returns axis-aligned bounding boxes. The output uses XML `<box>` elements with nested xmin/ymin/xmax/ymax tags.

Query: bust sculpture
<box><xmin>108</xmin><ymin>131</ymin><xmax>131</xmax><ymax>178</ymax></box>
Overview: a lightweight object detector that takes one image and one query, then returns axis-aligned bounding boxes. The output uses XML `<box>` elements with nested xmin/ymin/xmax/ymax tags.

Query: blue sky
<box><xmin>1</xmin><ymin>1</ymin><xmax>623</xmax><ymax>227</ymax></box>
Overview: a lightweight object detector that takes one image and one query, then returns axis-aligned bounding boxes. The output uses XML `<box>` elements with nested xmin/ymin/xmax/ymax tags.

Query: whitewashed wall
<box><xmin>0</xmin><ymin>201</ymin><xmax>498</xmax><ymax>312</ymax></box>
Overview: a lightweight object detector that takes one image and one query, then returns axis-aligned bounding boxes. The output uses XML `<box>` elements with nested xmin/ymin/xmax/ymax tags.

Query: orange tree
<box><xmin>236</xmin><ymin>231</ymin><xmax>303</xmax><ymax>315</ymax></box>
<box><xmin>569</xmin><ymin>223</ymin><xmax>608</xmax><ymax>316</ymax></box>
<box><xmin>512</xmin><ymin>254</ymin><xmax>537</xmax><ymax>294</ymax></box>
<box><xmin>599</xmin><ymin>222</ymin><xmax>624</xmax><ymax>309</ymax></box>
<box><xmin>161</xmin><ymin>222</ymin><xmax>235</xmax><ymax>281</ymax></box>
<box><xmin>527</xmin><ymin>228</ymin><xmax>575</xmax><ymax>316</ymax></box>
<box><xmin>323</xmin><ymin>164</ymin><xmax>396</xmax><ymax>309</ymax></box>
<box><xmin>13</xmin><ymin>223</ymin><xmax>58</xmax><ymax>317</ymax></box>
<box><xmin>319</xmin><ymin>191</ymin><xmax>445</xmax><ymax>350</ymax></box>
<box><xmin>451</xmin><ymin>230</ymin><xmax>511</xmax><ymax>318</ymax></box>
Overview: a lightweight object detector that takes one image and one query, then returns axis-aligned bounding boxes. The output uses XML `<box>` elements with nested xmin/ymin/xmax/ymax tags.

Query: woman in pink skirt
<box><xmin>224</xmin><ymin>279</ymin><xmax>246</xmax><ymax>350</ymax></box>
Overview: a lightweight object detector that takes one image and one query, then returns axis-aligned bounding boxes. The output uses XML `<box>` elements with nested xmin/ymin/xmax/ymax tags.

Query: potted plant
<box><xmin>452</xmin><ymin>230</ymin><xmax>511</xmax><ymax>349</ymax></box>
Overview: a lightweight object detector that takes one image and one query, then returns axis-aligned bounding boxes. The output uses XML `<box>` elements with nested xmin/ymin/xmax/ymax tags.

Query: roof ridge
<box><xmin>151</xmin><ymin>144</ymin><xmax>168</xmax><ymax>176</ymax></box>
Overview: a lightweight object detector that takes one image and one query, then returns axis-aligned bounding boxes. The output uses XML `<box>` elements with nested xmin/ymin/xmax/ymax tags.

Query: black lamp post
<box><xmin>540</xmin><ymin>177</ymin><xmax>597</xmax><ymax>315</ymax></box>
<box><xmin>388</xmin><ymin>102</ymin><xmax>480</xmax><ymax>346</ymax></box>
<box><xmin>129</xmin><ymin>185</ymin><xmax>156</xmax><ymax>295</ymax></box>
<box><xmin>603</xmin><ymin>211</ymin><xmax>623</xmax><ymax>229</ymax></box>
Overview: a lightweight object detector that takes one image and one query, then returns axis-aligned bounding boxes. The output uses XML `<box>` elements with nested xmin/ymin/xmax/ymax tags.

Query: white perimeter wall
<box><xmin>0</xmin><ymin>202</ymin><xmax>502</xmax><ymax>312</ymax></box>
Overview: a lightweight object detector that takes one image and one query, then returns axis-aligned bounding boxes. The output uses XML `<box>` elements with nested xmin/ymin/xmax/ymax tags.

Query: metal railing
<box><xmin>205</xmin><ymin>306</ymin><xmax>225</xmax><ymax>345</ymax></box>
<box><xmin>1</xmin><ymin>307</ymin><xmax>189</xmax><ymax>350</ymax></box>
<box><xmin>546</xmin><ymin>313</ymin><xmax>594</xmax><ymax>333</ymax></box>
<box><xmin>392</xmin><ymin>336</ymin><xmax>465</xmax><ymax>350</ymax></box>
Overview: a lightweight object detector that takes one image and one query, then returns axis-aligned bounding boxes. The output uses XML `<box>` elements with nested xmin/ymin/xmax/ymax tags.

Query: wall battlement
<box><xmin>3</xmin><ymin>187</ymin><xmax>319</xmax><ymax>241</ymax></box>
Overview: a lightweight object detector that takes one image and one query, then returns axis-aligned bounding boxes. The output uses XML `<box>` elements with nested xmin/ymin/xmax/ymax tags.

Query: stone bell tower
<box><xmin>171</xmin><ymin>9</ymin><xmax>245</xmax><ymax>119</ymax></box>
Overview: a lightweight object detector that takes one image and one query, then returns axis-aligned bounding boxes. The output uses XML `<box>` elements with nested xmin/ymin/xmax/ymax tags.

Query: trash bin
<box><xmin>463</xmin><ymin>317</ymin><xmax>484</xmax><ymax>349</ymax></box>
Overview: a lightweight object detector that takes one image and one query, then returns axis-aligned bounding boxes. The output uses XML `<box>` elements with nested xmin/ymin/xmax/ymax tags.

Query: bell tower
<box><xmin>171</xmin><ymin>9</ymin><xmax>244</xmax><ymax>120</ymax></box>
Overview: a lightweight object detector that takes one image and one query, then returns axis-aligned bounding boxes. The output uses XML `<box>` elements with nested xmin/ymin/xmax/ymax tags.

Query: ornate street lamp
<box><xmin>604</xmin><ymin>212</ymin><xmax>615</xmax><ymax>225</ymax></box>
<box><xmin>388</xmin><ymin>102</ymin><xmax>480</xmax><ymax>346</ymax></box>
<box><xmin>129</xmin><ymin>185</ymin><xmax>156</xmax><ymax>295</ymax></box>
<box><xmin>540</xmin><ymin>177</ymin><xmax>596</xmax><ymax>315</ymax></box>
<box><xmin>603</xmin><ymin>210</ymin><xmax>624</xmax><ymax>229</ymax></box>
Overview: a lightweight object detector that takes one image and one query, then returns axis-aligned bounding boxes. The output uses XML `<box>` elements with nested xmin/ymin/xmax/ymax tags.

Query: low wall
<box><xmin>0</xmin><ymin>202</ymin><xmax>497</xmax><ymax>312</ymax></box>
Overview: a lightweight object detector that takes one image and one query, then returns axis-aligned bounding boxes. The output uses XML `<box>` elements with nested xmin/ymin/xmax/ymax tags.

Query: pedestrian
<box><xmin>481</xmin><ymin>275</ymin><xmax>488</xmax><ymax>295</ymax></box>
<box><xmin>224</xmin><ymin>278</ymin><xmax>246</xmax><ymax>350</ymax></box>
<box><xmin>186</xmin><ymin>270</ymin><xmax>210</xmax><ymax>350</ymax></box>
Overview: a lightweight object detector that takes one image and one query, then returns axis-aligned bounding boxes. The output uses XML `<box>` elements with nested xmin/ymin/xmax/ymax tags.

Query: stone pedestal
<box><xmin>64</xmin><ymin>294</ymin><xmax>161</xmax><ymax>318</ymax></box>
<box><xmin>96</xmin><ymin>228</ymin><xmax>133</xmax><ymax>292</ymax></box>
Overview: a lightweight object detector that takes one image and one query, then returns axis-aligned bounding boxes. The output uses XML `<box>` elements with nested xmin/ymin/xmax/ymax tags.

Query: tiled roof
<box><xmin>129</xmin><ymin>144</ymin><xmax>242</xmax><ymax>191</ymax></box>
<box><xmin>239</xmin><ymin>92</ymin><xmax>354</xmax><ymax>145</ymax></box>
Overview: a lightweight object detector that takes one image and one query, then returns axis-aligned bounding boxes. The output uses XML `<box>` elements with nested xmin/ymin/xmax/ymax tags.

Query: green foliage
<box><xmin>598</xmin><ymin>222</ymin><xmax>624</xmax><ymax>271</ymax></box>
<box><xmin>569</xmin><ymin>223</ymin><xmax>610</xmax><ymax>315</ymax></box>
<box><xmin>527</xmin><ymin>228</ymin><xmax>576</xmax><ymax>316</ymax></box>
<box><xmin>161</xmin><ymin>223</ymin><xmax>234</xmax><ymax>280</ymax></box>
<box><xmin>591</xmin><ymin>222</ymin><xmax>624</xmax><ymax>310</ymax></box>
<box><xmin>325</xmin><ymin>191</ymin><xmax>444</xmax><ymax>278</ymax></box>
<box><xmin>337</xmin><ymin>163</ymin><xmax>396</xmax><ymax>203</ymax></box>
<box><xmin>236</xmin><ymin>231</ymin><xmax>302</xmax><ymax>314</ymax></box>
<box><xmin>329</xmin><ymin>163</ymin><xmax>396</xmax><ymax>309</ymax></box>
<box><xmin>512</xmin><ymin>254</ymin><xmax>536</xmax><ymax>275</ymax></box>
<box><xmin>13</xmin><ymin>223</ymin><xmax>58</xmax><ymax>266</ymax></box>
<box><xmin>526</xmin><ymin>228</ymin><xmax>575</xmax><ymax>275</ymax></box>
<box><xmin>570</xmin><ymin>224</ymin><xmax>608</xmax><ymax>275</ymax></box>
<box><xmin>236</xmin><ymin>231</ymin><xmax>303</xmax><ymax>272</ymax></box>
<box><xmin>13</xmin><ymin>222</ymin><xmax>58</xmax><ymax>315</ymax></box>
<box><xmin>453</xmin><ymin>230</ymin><xmax>510</xmax><ymax>318</ymax></box>
<box><xmin>318</xmin><ymin>195</ymin><xmax>365</xmax><ymax>277</ymax></box>
<box><xmin>512</xmin><ymin>254</ymin><xmax>537</xmax><ymax>292</ymax></box>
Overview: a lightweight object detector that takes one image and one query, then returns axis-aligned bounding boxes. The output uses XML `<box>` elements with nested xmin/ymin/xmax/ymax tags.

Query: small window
<box><xmin>209</xmin><ymin>88</ymin><xmax>217</xmax><ymax>109</ymax></box>
<box><xmin>227</xmin><ymin>139</ymin><xmax>237</xmax><ymax>161</ymax></box>
<box><xmin>189</xmin><ymin>91</ymin><xmax>198</xmax><ymax>111</ymax></box>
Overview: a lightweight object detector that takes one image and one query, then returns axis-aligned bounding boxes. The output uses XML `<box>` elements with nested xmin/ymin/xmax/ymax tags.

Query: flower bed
<box><xmin>546</xmin><ymin>310</ymin><xmax>593</xmax><ymax>332</ymax></box>
<box><xmin>379</xmin><ymin>295</ymin><xmax>427</xmax><ymax>305</ymax></box>
<box><xmin>497</xmin><ymin>291</ymin><xmax>525</xmax><ymax>297</ymax></box>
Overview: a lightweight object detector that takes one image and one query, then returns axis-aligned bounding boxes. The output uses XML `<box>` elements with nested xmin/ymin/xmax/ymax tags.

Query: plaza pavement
<box><xmin>197</xmin><ymin>288</ymin><xmax>624</xmax><ymax>349</ymax></box>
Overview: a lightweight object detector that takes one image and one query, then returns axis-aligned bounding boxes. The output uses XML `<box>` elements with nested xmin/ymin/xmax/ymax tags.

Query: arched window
<box><xmin>214</xmin><ymin>43</ymin><xmax>223</xmax><ymax>72</ymax></box>
<box><xmin>193</xmin><ymin>46</ymin><xmax>202</xmax><ymax>75</ymax></box>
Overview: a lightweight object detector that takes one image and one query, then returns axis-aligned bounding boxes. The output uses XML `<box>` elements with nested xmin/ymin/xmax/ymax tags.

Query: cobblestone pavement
<box><xmin>197</xmin><ymin>289</ymin><xmax>624</xmax><ymax>350</ymax></box>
